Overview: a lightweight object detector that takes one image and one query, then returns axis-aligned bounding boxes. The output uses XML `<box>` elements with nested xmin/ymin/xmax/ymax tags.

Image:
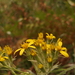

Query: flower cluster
<box><xmin>0</xmin><ymin>45</ymin><xmax>12</xmax><ymax>61</ymax></box>
<box><xmin>15</xmin><ymin>33</ymin><xmax>69</xmax><ymax>75</ymax></box>
<box><xmin>0</xmin><ymin>45</ymin><xmax>33</xmax><ymax>75</ymax></box>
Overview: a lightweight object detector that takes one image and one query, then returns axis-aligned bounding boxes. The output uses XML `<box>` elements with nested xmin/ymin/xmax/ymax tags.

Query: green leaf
<box><xmin>57</xmin><ymin>64</ymin><xmax>75</xmax><ymax>75</ymax></box>
<box><xmin>50</xmin><ymin>64</ymin><xmax>59</xmax><ymax>72</ymax></box>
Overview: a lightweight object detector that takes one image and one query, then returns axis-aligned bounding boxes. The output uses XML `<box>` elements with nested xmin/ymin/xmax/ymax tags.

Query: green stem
<box><xmin>37</xmin><ymin>72</ymin><xmax>48</xmax><ymax>75</ymax></box>
<box><xmin>9</xmin><ymin>68</ymin><xmax>17</xmax><ymax>75</ymax></box>
<box><xmin>3</xmin><ymin>66</ymin><xmax>17</xmax><ymax>75</ymax></box>
<box><xmin>3</xmin><ymin>61</ymin><xmax>18</xmax><ymax>75</ymax></box>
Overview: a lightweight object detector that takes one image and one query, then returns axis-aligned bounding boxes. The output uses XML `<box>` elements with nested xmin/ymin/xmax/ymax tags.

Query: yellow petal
<box><xmin>61</xmin><ymin>47</ymin><xmax>67</xmax><ymax>51</ymax></box>
<box><xmin>28</xmin><ymin>42</ymin><xmax>34</xmax><ymax>46</ymax></box>
<box><xmin>60</xmin><ymin>51</ymin><xmax>69</xmax><ymax>57</ymax></box>
<box><xmin>26</xmin><ymin>39</ymin><xmax>35</xmax><ymax>43</ymax></box>
<box><xmin>29</xmin><ymin>46</ymin><xmax>36</xmax><ymax>49</ymax></box>
<box><xmin>20</xmin><ymin>49</ymin><xmax>25</xmax><ymax>55</ymax></box>
<box><xmin>0</xmin><ymin>56</ymin><xmax>8</xmax><ymax>61</ymax></box>
<box><xmin>46</xmin><ymin>33</ymin><xmax>49</xmax><ymax>36</ymax></box>
<box><xmin>3</xmin><ymin>56</ymin><xmax>9</xmax><ymax>59</ymax></box>
<box><xmin>14</xmin><ymin>48</ymin><xmax>21</xmax><ymax>54</ymax></box>
<box><xmin>58</xmin><ymin>41</ymin><xmax>62</xmax><ymax>47</ymax></box>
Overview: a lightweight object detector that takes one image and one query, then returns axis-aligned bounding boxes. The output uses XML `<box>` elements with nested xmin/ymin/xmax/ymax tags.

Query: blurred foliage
<box><xmin>0</xmin><ymin>0</ymin><xmax>75</xmax><ymax>75</ymax></box>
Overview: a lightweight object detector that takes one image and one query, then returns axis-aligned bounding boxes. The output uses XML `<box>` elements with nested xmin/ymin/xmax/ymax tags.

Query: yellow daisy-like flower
<box><xmin>55</xmin><ymin>38</ymin><xmax>69</xmax><ymax>57</ymax></box>
<box><xmin>47</xmin><ymin>57</ymin><xmax>52</xmax><ymax>62</ymax></box>
<box><xmin>30</xmin><ymin>49</ymin><xmax>37</xmax><ymax>56</ymax></box>
<box><xmin>38</xmin><ymin>33</ymin><xmax>43</xmax><ymax>39</ymax></box>
<box><xmin>35</xmin><ymin>39</ymin><xmax>44</xmax><ymax>46</ymax></box>
<box><xmin>34</xmin><ymin>33</ymin><xmax>44</xmax><ymax>46</ymax></box>
<box><xmin>46</xmin><ymin>44</ymin><xmax>55</xmax><ymax>54</ymax></box>
<box><xmin>55</xmin><ymin>38</ymin><xmax>66</xmax><ymax>51</ymax></box>
<box><xmin>14</xmin><ymin>42</ymin><xmax>36</xmax><ymax>55</ymax></box>
<box><xmin>21</xmin><ymin>43</ymin><xmax>29</xmax><ymax>49</ymax></box>
<box><xmin>38</xmin><ymin>64</ymin><xmax>43</xmax><ymax>69</ymax></box>
<box><xmin>46</xmin><ymin>33</ymin><xmax>56</xmax><ymax>39</ymax></box>
<box><xmin>41</xmin><ymin>42</ymin><xmax>46</xmax><ymax>50</ymax></box>
<box><xmin>4</xmin><ymin>45</ymin><xmax>12</xmax><ymax>55</ymax></box>
<box><xmin>0</xmin><ymin>56</ymin><xmax>8</xmax><ymax>61</ymax></box>
<box><xmin>46</xmin><ymin>44</ymin><xmax>51</xmax><ymax>54</ymax></box>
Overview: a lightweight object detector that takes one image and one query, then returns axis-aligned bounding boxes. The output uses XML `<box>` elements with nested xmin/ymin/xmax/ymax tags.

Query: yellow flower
<box><xmin>0</xmin><ymin>47</ymin><xmax>3</xmax><ymax>53</ymax></box>
<box><xmin>38</xmin><ymin>33</ymin><xmax>43</xmax><ymax>39</ymax></box>
<box><xmin>0</xmin><ymin>56</ymin><xmax>8</xmax><ymax>61</ymax></box>
<box><xmin>35</xmin><ymin>39</ymin><xmax>44</xmax><ymax>46</ymax></box>
<box><xmin>21</xmin><ymin>43</ymin><xmax>29</xmax><ymax>49</ymax></box>
<box><xmin>60</xmin><ymin>51</ymin><xmax>69</xmax><ymax>57</ymax></box>
<box><xmin>41</xmin><ymin>42</ymin><xmax>46</xmax><ymax>50</ymax></box>
<box><xmin>21</xmin><ymin>42</ymin><xmax>36</xmax><ymax>49</ymax></box>
<box><xmin>47</xmin><ymin>57</ymin><xmax>52</xmax><ymax>62</ymax></box>
<box><xmin>55</xmin><ymin>38</ymin><xmax>69</xmax><ymax>57</ymax></box>
<box><xmin>14</xmin><ymin>42</ymin><xmax>36</xmax><ymax>55</ymax></box>
<box><xmin>30</xmin><ymin>49</ymin><xmax>36</xmax><ymax>56</ymax></box>
<box><xmin>34</xmin><ymin>33</ymin><xmax>44</xmax><ymax>46</ymax></box>
<box><xmin>46</xmin><ymin>44</ymin><xmax>55</xmax><ymax>54</ymax></box>
<box><xmin>4</xmin><ymin>45</ymin><xmax>12</xmax><ymax>55</ymax></box>
<box><xmin>46</xmin><ymin>44</ymin><xmax>51</xmax><ymax>54</ymax></box>
<box><xmin>55</xmin><ymin>38</ymin><xmax>67</xmax><ymax>51</ymax></box>
<box><xmin>38</xmin><ymin>64</ymin><xmax>43</xmax><ymax>69</ymax></box>
<box><xmin>46</xmin><ymin>33</ymin><xmax>56</xmax><ymax>39</ymax></box>
<box><xmin>26</xmin><ymin>39</ymin><xmax>36</xmax><ymax>43</ymax></box>
<box><xmin>0</xmin><ymin>47</ymin><xmax>2</xmax><ymax>51</ymax></box>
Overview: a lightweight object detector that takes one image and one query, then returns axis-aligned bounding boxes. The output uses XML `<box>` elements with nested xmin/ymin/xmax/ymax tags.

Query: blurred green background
<box><xmin>0</xmin><ymin>0</ymin><xmax>75</xmax><ymax>75</ymax></box>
